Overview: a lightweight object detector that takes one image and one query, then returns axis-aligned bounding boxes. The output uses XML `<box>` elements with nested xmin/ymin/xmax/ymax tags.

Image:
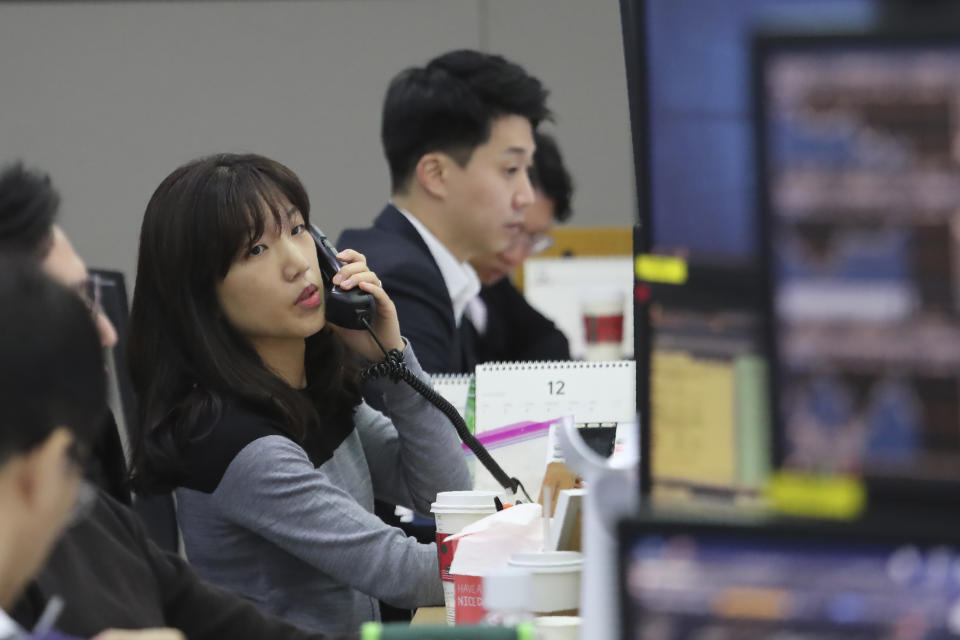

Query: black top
<box><xmin>179</xmin><ymin>395</ymin><xmax>355</xmax><ymax>494</ymax></box>
<box><xmin>11</xmin><ymin>491</ymin><xmax>355</xmax><ymax>640</ymax></box>
<box><xmin>90</xmin><ymin>411</ymin><xmax>131</xmax><ymax>504</ymax></box>
<box><xmin>475</xmin><ymin>277</ymin><xmax>570</xmax><ymax>364</ymax></box>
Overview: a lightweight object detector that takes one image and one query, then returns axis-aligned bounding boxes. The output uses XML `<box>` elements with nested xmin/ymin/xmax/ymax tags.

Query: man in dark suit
<box><xmin>0</xmin><ymin>258</ymin><xmax>110</xmax><ymax>640</ymax></box>
<box><xmin>338</xmin><ymin>49</ymin><xmax>551</xmax><ymax>374</ymax></box>
<box><xmin>468</xmin><ymin>131</ymin><xmax>574</xmax><ymax>364</ymax></box>
<box><xmin>0</xmin><ymin>165</ymin><xmax>129</xmax><ymax>507</ymax></box>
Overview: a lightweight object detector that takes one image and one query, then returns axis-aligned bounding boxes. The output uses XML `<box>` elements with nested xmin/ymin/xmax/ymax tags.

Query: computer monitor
<box><xmin>619</xmin><ymin>0</ymin><xmax>884</xmax><ymax>258</ymax></box>
<box><xmin>92</xmin><ymin>267</ymin><xmax>180</xmax><ymax>551</ymax></box>
<box><xmin>637</xmin><ymin>257</ymin><xmax>770</xmax><ymax>500</ymax></box>
<box><xmin>755</xmin><ymin>33</ymin><xmax>960</xmax><ymax>499</ymax></box>
<box><xmin>90</xmin><ymin>268</ymin><xmax>137</xmax><ymax>457</ymax></box>
<box><xmin>619</xmin><ymin>513</ymin><xmax>960</xmax><ymax>639</ymax></box>
<box><xmin>621</xmin><ymin>0</ymin><xmax>888</xmax><ymax>498</ymax></box>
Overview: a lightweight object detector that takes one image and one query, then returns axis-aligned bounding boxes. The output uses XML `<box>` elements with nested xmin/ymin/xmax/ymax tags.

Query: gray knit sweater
<box><xmin>174</xmin><ymin>345</ymin><xmax>471</xmax><ymax>635</ymax></box>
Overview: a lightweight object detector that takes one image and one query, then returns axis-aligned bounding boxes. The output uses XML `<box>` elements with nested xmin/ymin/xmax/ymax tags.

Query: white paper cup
<box><xmin>431</xmin><ymin>490</ymin><xmax>501</xmax><ymax>534</ymax></box>
<box><xmin>508</xmin><ymin>551</ymin><xmax>583</xmax><ymax>615</ymax></box>
<box><xmin>534</xmin><ymin>616</ymin><xmax>581</xmax><ymax>640</ymax></box>
<box><xmin>431</xmin><ymin>491</ymin><xmax>500</xmax><ymax>625</ymax></box>
<box><xmin>580</xmin><ymin>289</ymin><xmax>625</xmax><ymax>361</ymax></box>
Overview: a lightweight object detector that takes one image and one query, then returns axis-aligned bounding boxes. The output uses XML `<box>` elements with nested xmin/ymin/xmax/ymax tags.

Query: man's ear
<box><xmin>414</xmin><ymin>152</ymin><xmax>451</xmax><ymax>200</ymax></box>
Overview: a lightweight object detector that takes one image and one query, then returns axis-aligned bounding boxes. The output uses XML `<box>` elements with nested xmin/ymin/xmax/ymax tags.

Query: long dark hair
<box><xmin>128</xmin><ymin>153</ymin><xmax>361</xmax><ymax>495</ymax></box>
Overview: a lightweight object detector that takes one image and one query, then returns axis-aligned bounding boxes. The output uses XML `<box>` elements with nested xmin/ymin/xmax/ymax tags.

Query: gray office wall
<box><xmin>485</xmin><ymin>0</ymin><xmax>637</xmax><ymax>241</ymax></box>
<box><xmin>0</xmin><ymin>0</ymin><xmax>634</xmax><ymax>285</ymax></box>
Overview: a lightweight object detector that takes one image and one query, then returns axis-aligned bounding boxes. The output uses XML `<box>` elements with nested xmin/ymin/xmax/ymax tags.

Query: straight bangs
<box><xmin>207</xmin><ymin>160</ymin><xmax>312</xmax><ymax>279</ymax></box>
<box><xmin>130</xmin><ymin>153</ymin><xmax>347</xmax><ymax>496</ymax></box>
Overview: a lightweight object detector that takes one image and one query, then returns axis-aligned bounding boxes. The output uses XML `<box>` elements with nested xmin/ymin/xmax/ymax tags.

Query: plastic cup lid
<box><xmin>508</xmin><ymin>551</ymin><xmax>584</xmax><ymax>570</ymax></box>
<box><xmin>430</xmin><ymin>490</ymin><xmax>501</xmax><ymax>513</ymax></box>
<box><xmin>483</xmin><ymin>567</ymin><xmax>532</xmax><ymax>611</ymax></box>
<box><xmin>535</xmin><ymin>616</ymin><xmax>581</xmax><ymax>628</ymax></box>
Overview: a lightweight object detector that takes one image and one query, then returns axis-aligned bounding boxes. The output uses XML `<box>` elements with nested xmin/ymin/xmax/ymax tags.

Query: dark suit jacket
<box><xmin>338</xmin><ymin>205</ymin><xmax>477</xmax><ymax>374</ymax></box>
<box><xmin>475</xmin><ymin>277</ymin><xmax>570</xmax><ymax>364</ymax></box>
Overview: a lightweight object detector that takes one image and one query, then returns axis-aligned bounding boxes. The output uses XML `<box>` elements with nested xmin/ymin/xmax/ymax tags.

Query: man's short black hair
<box><xmin>381</xmin><ymin>49</ymin><xmax>552</xmax><ymax>194</ymax></box>
<box><xmin>0</xmin><ymin>257</ymin><xmax>106</xmax><ymax>466</ymax></box>
<box><xmin>530</xmin><ymin>131</ymin><xmax>574</xmax><ymax>223</ymax></box>
<box><xmin>0</xmin><ymin>162</ymin><xmax>60</xmax><ymax>258</ymax></box>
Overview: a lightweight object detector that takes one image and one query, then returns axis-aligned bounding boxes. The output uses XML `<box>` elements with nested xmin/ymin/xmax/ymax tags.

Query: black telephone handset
<box><xmin>311</xmin><ymin>226</ymin><xmax>529</xmax><ymax>501</ymax></box>
<box><xmin>309</xmin><ymin>224</ymin><xmax>376</xmax><ymax>330</ymax></box>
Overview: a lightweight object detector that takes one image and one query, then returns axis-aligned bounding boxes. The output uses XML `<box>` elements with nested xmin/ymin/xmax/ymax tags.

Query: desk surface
<box><xmin>411</xmin><ymin>606</ymin><xmax>447</xmax><ymax>626</ymax></box>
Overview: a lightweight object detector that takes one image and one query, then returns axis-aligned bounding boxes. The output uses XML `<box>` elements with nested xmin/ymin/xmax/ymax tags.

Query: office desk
<box><xmin>411</xmin><ymin>606</ymin><xmax>446</xmax><ymax>625</ymax></box>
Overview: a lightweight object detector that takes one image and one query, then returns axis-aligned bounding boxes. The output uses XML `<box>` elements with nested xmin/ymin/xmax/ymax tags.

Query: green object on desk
<box><xmin>465</xmin><ymin>376</ymin><xmax>476</xmax><ymax>434</ymax></box>
<box><xmin>735</xmin><ymin>355</ymin><xmax>770</xmax><ymax>488</ymax></box>
<box><xmin>361</xmin><ymin>622</ymin><xmax>533</xmax><ymax>640</ymax></box>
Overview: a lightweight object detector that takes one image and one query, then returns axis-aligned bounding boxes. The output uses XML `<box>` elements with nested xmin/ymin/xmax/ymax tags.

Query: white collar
<box><xmin>396</xmin><ymin>208</ymin><xmax>481</xmax><ymax>326</ymax></box>
<box><xmin>0</xmin><ymin>607</ymin><xmax>24</xmax><ymax>639</ymax></box>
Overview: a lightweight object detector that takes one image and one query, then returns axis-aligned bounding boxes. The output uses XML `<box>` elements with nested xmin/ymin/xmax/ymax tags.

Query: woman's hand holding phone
<box><xmin>328</xmin><ymin>249</ymin><xmax>405</xmax><ymax>360</ymax></box>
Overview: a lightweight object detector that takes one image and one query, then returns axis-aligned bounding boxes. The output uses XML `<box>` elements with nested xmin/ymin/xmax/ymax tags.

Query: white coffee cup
<box><xmin>430</xmin><ymin>490</ymin><xmax>501</xmax><ymax>625</ymax></box>
<box><xmin>580</xmin><ymin>288</ymin><xmax>625</xmax><ymax>361</ymax></box>
<box><xmin>508</xmin><ymin>551</ymin><xmax>583</xmax><ymax>615</ymax></box>
<box><xmin>431</xmin><ymin>490</ymin><xmax>500</xmax><ymax>535</ymax></box>
<box><xmin>534</xmin><ymin>616</ymin><xmax>581</xmax><ymax>640</ymax></box>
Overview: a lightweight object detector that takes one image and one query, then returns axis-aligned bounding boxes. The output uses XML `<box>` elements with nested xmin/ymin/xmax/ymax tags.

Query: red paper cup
<box><xmin>430</xmin><ymin>491</ymin><xmax>500</xmax><ymax>625</ymax></box>
<box><xmin>581</xmin><ymin>291</ymin><xmax>625</xmax><ymax>361</ymax></box>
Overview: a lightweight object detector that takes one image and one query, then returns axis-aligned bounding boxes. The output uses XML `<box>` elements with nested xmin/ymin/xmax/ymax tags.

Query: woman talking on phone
<box><xmin>128</xmin><ymin>153</ymin><xmax>470</xmax><ymax>635</ymax></box>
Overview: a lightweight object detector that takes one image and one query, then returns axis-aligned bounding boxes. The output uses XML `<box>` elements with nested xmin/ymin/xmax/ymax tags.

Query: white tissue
<box><xmin>448</xmin><ymin>503</ymin><xmax>544</xmax><ymax>576</ymax></box>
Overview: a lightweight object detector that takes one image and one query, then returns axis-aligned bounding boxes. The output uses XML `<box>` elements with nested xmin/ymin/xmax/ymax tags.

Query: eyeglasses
<box><xmin>77</xmin><ymin>273</ymin><xmax>103</xmax><ymax>318</ymax></box>
<box><xmin>511</xmin><ymin>232</ymin><xmax>555</xmax><ymax>256</ymax></box>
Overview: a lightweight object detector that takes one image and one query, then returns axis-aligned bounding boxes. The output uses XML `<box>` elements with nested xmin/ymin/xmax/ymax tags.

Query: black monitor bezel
<box><xmin>619</xmin><ymin>0</ymin><xmax>653</xmax><ymax>494</ymax></box>
<box><xmin>634</xmin><ymin>252</ymin><xmax>765</xmax><ymax>499</ymax></box>
<box><xmin>619</xmin><ymin>509</ymin><xmax>960</xmax><ymax>640</ymax></box>
<box><xmin>90</xmin><ymin>268</ymin><xmax>137</xmax><ymax>451</ymax></box>
<box><xmin>753</xmin><ymin>29</ymin><xmax>960</xmax><ymax>506</ymax></box>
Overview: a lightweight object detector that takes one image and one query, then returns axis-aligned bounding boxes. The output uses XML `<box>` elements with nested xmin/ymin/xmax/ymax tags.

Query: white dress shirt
<box><xmin>0</xmin><ymin>607</ymin><xmax>24</xmax><ymax>640</ymax></box>
<box><xmin>465</xmin><ymin>295</ymin><xmax>488</xmax><ymax>335</ymax></box>
<box><xmin>396</xmin><ymin>208</ymin><xmax>481</xmax><ymax>327</ymax></box>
